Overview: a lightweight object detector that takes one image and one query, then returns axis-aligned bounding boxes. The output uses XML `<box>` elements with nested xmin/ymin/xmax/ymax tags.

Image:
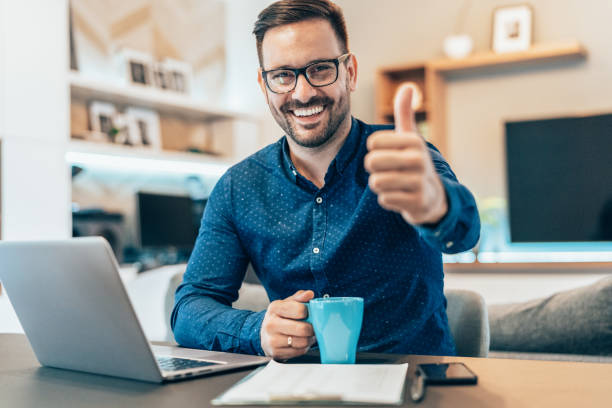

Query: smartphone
<box><xmin>417</xmin><ymin>362</ymin><xmax>477</xmax><ymax>385</ymax></box>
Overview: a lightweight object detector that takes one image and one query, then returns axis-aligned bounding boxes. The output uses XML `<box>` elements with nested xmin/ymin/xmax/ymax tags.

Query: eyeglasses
<box><xmin>261</xmin><ymin>53</ymin><xmax>350</xmax><ymax>94</ymax></box>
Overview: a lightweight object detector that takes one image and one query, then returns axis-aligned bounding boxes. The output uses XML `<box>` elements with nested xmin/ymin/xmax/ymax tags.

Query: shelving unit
<box><xmin>69</xmin><ymin>71</ymin><xmax>254</xmax><ymax>122</ymax></box>
<box><xmin>376</xmin><ymin>41</ymin><xmax>587</xmax><ymax>160</ymax></box>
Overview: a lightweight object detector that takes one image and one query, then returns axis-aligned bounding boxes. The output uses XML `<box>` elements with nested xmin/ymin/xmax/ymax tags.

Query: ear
<box><xmin>347</xmin><ymin>54</ymin><xmax>358</xmax><ymax>92</ymax></box>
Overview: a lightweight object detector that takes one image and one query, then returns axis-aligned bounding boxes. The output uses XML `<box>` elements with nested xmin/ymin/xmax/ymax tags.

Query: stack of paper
<box><xmin>212</xmin><ymin>360</ymin><xmax>409</xmax><ymax>405</ymax></box>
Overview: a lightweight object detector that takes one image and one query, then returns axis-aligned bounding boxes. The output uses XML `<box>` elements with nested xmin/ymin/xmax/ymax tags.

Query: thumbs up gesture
<box><xmin>364</xmin><ymin>83</ymin><xmax>448</xmax><ymax>225</ymax></box>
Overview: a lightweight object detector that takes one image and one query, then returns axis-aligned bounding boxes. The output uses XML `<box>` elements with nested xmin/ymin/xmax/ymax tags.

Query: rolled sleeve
<box><xmin>171</xmin><ymin>172</ymin><xmax>266</xmax><ymax>355</ymax></box>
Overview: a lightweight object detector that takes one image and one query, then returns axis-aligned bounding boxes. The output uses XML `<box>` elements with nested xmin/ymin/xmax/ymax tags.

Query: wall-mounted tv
<box><xmin>505</xmin><ymin>113</ymin><xmax>612</xmax><ymax>243</ymax></box>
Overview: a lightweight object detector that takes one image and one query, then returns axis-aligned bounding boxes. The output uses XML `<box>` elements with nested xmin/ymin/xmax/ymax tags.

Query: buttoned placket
<box><xmin>310</xmin><ymin>189</ymin><xmax>329</xmax><ymax>296</ymax></box>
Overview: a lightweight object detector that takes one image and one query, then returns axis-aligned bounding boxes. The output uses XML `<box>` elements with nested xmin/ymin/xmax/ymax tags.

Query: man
<box><xmin>171</xmin><ymin>0</ymin><xmax>480</xmax><ymax>361</ymax></box>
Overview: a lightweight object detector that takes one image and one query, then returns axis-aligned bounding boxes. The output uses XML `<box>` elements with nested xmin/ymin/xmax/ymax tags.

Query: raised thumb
<box><xmin>393</xmin><ymin>82</ymin><xmax>417</xmax><ymax>133</ymax></box>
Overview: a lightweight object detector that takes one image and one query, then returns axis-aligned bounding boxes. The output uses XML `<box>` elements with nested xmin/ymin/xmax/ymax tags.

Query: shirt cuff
<box><xmin>415</xmin><ymin>178</ymin><xmax>461</xmax><ymax>251</ymax></box>
<box><xmin>238</xmin><ymin>310</ymin><xmax>266</xmax><ymax>356</ymax></box>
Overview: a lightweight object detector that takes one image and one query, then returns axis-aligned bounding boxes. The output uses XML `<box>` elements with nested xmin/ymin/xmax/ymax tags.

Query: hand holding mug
<box><xmin>260</xmin><ymin>290</ymin><xmax>316</xmax><ymax>361</ymax></box>
<box><xmin>364</xmin><ymin>83</ymin><xmax>448</xmax><ymax>225</ymax></box>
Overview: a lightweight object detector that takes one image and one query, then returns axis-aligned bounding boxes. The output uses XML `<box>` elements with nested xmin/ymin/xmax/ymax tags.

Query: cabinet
<box><xmin>376</xmin><ymin>41</ymin><xmax>587</xmax><ymax>161</ymax></box>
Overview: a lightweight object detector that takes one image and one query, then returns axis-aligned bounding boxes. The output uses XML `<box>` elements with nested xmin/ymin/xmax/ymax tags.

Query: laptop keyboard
<box><xmin>156</xmin><ymin>356</ymin><xmax>219</xmax><ymax>372</ymax></box>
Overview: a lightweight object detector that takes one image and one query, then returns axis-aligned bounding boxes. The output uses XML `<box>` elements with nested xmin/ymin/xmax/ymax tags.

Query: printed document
<box><xmin>212</xmin><ymin>360</ymin><xmax>408</xmax><ymax>405</ymax></box>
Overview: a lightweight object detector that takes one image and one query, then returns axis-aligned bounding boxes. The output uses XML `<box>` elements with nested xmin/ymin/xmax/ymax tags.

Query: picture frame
<box><xmin>491</xmin><ymin>4</ymin><xmax>533</xmax><ymax>54</ymax></box>
<box><xmin>88</xmin><ymin>101</ymin><xmax>116</xmax><ymax>142</ymax></box>
<box><xmin>117</xmin><ymin>49</ymin><xmax>154</xmax><ymax>86</ymax></box>
<box><xmin>162</xmin><ymin>58</ymin><xmax>192</xmax><ymax>94</ymax></box>
<box><xmin>152</xmin><ymin>62</ymin><xmax>170</xmax><ymax>90</ymax></box>
<box><xmin>124</xmin><ymin>107</ymin><xmax>162</xmax><ymax>150</ymax></box>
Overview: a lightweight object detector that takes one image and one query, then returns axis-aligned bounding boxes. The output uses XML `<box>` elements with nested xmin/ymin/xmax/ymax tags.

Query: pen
<box><xmin>410</xmin><ymin>369</ymin><xmax>426</xmax><ymax>403</ymax></box>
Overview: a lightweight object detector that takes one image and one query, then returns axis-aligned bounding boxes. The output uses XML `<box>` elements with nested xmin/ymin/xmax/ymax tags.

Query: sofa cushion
<box><xmin>488</xmin><ymin>276</ymin><xmax>612</xmax><ymax>355</ymax></box>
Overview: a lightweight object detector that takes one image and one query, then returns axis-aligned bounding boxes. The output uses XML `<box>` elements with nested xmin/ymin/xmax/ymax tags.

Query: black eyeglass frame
<box><xmin>261</xmin><ymin>53</ymin><xmax>351</xmax><ymax>94</ymax></box>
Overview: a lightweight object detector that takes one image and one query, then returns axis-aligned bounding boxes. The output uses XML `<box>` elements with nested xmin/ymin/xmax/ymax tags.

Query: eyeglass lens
<box><xmin>267</xmin><ymin>61</ymin><xmax>337</xmax><ymax>93</ymax></box>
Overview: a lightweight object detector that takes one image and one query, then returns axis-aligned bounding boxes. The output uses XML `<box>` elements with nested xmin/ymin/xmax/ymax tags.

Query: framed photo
<box><xmin>152</xmin><ymin>62</ymin><xmax>170</xmax><ymax>90</ymax></box>
<box><xmin>162</xmin><ymin>59</ymin><xmax>192</xmax><ymax>94</ymax></box>
<box><xmin>88</xmin><ymin>101</ymin><xmax>116</xmax><ymax>142</ymax></box>
<box><xmin>124</xmin><ymin>107</ymin><xmax>162</xmax><ymax>150</ymax></box>
<box><xmin>117</xmin><ymin>49</ymin><xmax>154</xmax><ymax>86</ymax></box>
<box><xmin>492</xmin><ymin>4</ymin><xmax>533</xmax><ymax>53</ymax></box>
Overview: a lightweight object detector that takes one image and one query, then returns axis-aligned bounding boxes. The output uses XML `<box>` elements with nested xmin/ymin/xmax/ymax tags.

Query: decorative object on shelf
<box><xmin>492</xmin><ymin>4</ymin><xmax>533</xmax><ymax>54</ymax></box>
<box><xmin>443</xmin><ymin>0</ymin><xmax>474</xmax><ymax>59</ymax></box>
<box><xmin>124</xmin><ymin>107</ymin><xmax>162</xmax><ymax>150</ymax></box>
<box><xmin>88</xmin><ymin>101</ymin><xmax>116</xmax><ymax>142</ymax></box>
<box><xmin>443</xmin><ymin>34</ymin><xmax>474</xmax><ymax>59</ymax></box>
<box><xmin>152</xmin><ymin>62</ymin><xmax>170</xmax><ymax>90</ymax></box>
<box><xmin>116</xmin><ymin>49</ymin><xmax>154</xmax><ymax>86</ymax></box>
<box><xmin>162</xmin><ymin>58</ymin><xmax>192</xmax><ymax>94</ymax></box>
<box><xmin>114</xmin><ymin>49</ymin><xmax>192</xmax><ymax>94</ymax></box>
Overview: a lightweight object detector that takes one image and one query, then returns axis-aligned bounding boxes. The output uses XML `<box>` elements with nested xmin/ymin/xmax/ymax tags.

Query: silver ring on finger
<box><xmin>287</xmin><ymin>336</ymin><xmax>293</xmax><ymax>347</ymax></box>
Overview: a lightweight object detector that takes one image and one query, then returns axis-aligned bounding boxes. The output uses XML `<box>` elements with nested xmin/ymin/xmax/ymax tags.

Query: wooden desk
<box><xmin>0</xmin><ymin>334</ymin><xmax>609</xmax><ymax>407</ymax></box>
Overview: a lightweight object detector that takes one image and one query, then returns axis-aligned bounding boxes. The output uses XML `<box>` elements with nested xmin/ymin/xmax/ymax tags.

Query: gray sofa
<box><xmin>487</xmin><ymin>275</ymin><xmax>612</xmax><ymax>363</ymax></box>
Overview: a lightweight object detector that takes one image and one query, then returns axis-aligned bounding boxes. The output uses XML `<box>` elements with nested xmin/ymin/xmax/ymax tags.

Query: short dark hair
<box><xmin>253</xmin><ymin>0</ymin><xmax>349</xmax><ymax>67</ymax></box>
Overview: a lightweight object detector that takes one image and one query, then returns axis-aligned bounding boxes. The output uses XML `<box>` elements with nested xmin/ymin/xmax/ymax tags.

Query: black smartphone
<box><xmin>417</xmin><ymin>362</ymin><xmax>478</xmax><ymax>385</ymax></box>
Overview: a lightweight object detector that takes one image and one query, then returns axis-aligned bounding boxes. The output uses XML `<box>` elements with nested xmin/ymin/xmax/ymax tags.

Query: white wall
<box><xmin>223</xmin><ymin>0</ymin><xmax>284</xmax><ymax>148</ymax></box>
<box><xmin>0</xmin><ymin>0</ymin><xmax>71</xmax><ymax>240</ymax></box>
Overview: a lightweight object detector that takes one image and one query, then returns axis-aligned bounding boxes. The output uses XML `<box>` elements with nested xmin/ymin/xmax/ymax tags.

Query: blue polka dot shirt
<box><xmin>171</xmin><ymin>117</ymin><xmax>480</xmax><ymax>356</ymax></box>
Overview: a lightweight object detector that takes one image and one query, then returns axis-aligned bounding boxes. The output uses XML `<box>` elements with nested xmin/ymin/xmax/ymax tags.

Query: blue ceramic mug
<box><xmin>305</xmin><ymin>297</ymin><xmax>364</xmax><ymax>364</ymax></box>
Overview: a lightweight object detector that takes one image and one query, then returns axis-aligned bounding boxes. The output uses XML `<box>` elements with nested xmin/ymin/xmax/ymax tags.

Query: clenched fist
<box><xmin>364</xmin><ymin>83</ymin><xmax>448</xmax><ymax>225</ymax></box>
<box><xmin>260</xmin><ymin>289</ymin><xmax>316</xmax><ymax>361</ymax></box>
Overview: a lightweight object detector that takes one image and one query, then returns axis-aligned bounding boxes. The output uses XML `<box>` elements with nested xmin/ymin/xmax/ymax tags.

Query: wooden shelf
<box><xmin>428</xmin><ymin>41</ymin><xmax>587</xmax><ymax>73</ymax></box>
<box><xmin>69</xmin><ymin>71</ymin><xmax>253</xmax><ymax>122</ymax></box>
<box><xmin>375</xmin><ymin>41</ymin><xmax>587</xmax><ymax>160</ymax></box>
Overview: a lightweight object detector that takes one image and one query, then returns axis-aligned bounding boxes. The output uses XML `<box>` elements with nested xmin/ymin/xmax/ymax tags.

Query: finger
<box><xmin>270</xmin><ymin>318</ymin><xmax>315</xmax><ymax>337</ymax></box>
<box><xmin>288</xmin><ymin>289</ymin><xmax>315</xmax><ymax>302</ymax></box>
<box><xmin>377</xmin><ymin>191</ymin><xmax>421</xmax><ymax>212</ymax></box>
<box><xmin>271</xmin><ymin>346</ymin><xmax>311</xmax><ymax>361</ymax></box>
<box><xmin>367</xmin><ymin>130</ymin><xmax>422</xmax><ymax>151</ymax></box>
<box><xmin>270</xmin><ymin>300</ymin><xmax>310</xmax><ymax>320</ymax></box>
<box><xmin>269</xmin><ymin>334</ymin><xmax>312</xmax><ymax>349</ymax></box>
<box><xmin>394</xmin><ymin>83</ymin><xmax>417</xmax><ymax>133</ymax></box>
<box><xmin>364</xmin><ymin>150</ymin><xmax>425</xmax><ymax>173</ymax></box>
<box><xmin>369</xmin><ymin>172</ymin><xmax>422</xmax><ymax>193</ymax></box>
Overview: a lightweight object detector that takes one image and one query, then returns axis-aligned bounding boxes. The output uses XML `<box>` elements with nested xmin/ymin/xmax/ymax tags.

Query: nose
<box><xmin>292</xmin><ymin>73</ymin><xmax>317</xmax><ymax>103</ymax></box>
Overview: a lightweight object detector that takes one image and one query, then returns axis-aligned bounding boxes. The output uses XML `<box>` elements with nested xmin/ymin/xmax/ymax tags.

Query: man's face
<box><xmin>258</xmin><ymin>19</ymin><xmax>357</xmax><ymax>149</ymax></box>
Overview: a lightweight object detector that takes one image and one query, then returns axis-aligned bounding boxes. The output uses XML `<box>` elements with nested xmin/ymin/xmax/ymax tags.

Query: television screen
<box><xmin>505</xmin><ymin>113</ymin><xmax>612</xmax><ymax>242</ymax></box>
<box><xmin>137</xmin><ymin>192</ymin><xmax>203</xmax><ymax>248</ymax></box>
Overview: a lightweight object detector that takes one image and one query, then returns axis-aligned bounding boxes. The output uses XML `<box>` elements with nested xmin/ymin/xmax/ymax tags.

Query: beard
<box><xmin>268</xmin><ymin>80</ymin><xmax>351</xmax><ymax>149</ymax></box>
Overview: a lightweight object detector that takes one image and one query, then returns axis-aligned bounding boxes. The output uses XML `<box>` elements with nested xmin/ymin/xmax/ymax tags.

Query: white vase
<box><xmin>443</xmin><ymin>34</ymin><xmax>474</xmax><ymax>59</ymax></box>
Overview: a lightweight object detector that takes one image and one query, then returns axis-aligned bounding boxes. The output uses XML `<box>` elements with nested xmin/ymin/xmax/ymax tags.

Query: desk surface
<box><xmin>1</xmin><ymin>334</ymin><xmax>610</xmax><ymax>407</ymax></box>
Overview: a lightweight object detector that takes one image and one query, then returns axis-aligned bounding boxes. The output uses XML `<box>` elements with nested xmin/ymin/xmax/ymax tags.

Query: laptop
<box><xmin>0</xmin><ymin>237</ymin><xmax>270</xmax><ymax>383</ymax></box>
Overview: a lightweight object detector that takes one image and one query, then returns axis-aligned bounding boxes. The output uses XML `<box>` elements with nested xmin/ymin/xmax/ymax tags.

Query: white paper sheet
<box><xmin>213</xmin><ymin>360</ymin><xmax>409</xmax><ymax>405</ymax></box>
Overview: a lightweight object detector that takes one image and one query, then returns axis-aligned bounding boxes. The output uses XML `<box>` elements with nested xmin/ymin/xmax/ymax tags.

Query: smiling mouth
<box><xmin>292</xmin><ymin>104</ymin><xmax>324</xmax><ymax>117</ymax></box>
<box><xmin>288</xmin><ymin>104</ymin><xmax>327</xmax><ymax>124</ymax></box>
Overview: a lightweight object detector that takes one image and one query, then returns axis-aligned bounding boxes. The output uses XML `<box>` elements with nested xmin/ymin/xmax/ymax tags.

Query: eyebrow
<box><xmin>267</xmin><ymin>57</ymin><xmax>336</xmax><ymax>71</ymax></box>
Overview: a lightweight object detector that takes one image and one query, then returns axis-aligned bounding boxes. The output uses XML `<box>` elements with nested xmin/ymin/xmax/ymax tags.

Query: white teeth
<box><xmin>293</xmin><ymin>105</ymin><xmax>324</xmax><ymax>117</ymax></box>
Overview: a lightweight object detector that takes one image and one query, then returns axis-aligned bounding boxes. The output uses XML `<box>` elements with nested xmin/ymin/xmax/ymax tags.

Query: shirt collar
<box><xmin>280</xmin><ymin>116</ymin><xmax>361</xmax><ymax>184</ymax></box>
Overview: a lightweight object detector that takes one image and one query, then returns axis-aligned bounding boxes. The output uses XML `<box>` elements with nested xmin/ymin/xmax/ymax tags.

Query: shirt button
<box><xmin>292</xmin><ymin>170</ymin><xmax>297</xmax><ymax>176</ymax></box>
<box><xmin>316</xmin><ymin>197</ymin><xmax>323</xmax><ymax>204</ymax></box>
<box><xmin>313</xmin><ymin>247</ymin><xmax>320</xmax><ymax>254</ymax></box>
<box><xmin>446</xmin><ymin>241</ymin><xmax>454</xmax><ymax>248</ymax></box>
<box><xmin>434</xmin><ymin>230</ymin><xmax>441</xmax><ymax>237</ymax></box>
